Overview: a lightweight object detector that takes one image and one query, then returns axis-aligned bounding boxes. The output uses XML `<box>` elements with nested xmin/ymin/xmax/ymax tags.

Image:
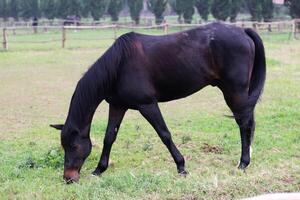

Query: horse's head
<box><xmin>50</xmin><ymin>124</ymin><xmax>92</xmax><ymax>183</ymax></box>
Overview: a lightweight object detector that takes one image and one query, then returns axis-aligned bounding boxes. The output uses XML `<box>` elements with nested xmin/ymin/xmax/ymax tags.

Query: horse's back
<box><xmin>108</xmin><ymin>23</ymin><xmax>255</xmax><ymax>106</ymax></box>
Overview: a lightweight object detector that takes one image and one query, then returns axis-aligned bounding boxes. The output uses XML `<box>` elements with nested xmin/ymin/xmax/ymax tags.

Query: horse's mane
<box><xmin>65</xmin><ymin>32</ymin><xmax>136</xmax><ymax>127</ymax></box>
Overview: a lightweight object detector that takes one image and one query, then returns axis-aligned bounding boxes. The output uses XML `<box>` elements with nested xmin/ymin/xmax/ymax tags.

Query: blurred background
<box><xmin>0</xmin><ymin>0</ymin><xmax>300</xmax><ymax>51</ymax></box>
<box><xmin>0</xmin><ymin>0</ymin><xmax>297</xmax><ymax>25</ymax></box>
<box><xmin>0</xmin><ymin>1</ymin><xmax>299</xmax><ymax>200</ymax></box>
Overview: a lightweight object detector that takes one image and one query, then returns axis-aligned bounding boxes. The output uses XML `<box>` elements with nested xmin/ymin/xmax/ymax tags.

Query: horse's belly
<box><xmin>155</xmin><ymin>78</ymin><xmax>208</xmax><ymax>102</ymax></box>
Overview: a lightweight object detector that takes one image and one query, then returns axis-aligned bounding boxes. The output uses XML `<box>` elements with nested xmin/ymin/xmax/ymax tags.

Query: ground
<box><xmin>0</xmin><ymin>29</ymin><xmax>299</xmax><ymax>200</ymax></box>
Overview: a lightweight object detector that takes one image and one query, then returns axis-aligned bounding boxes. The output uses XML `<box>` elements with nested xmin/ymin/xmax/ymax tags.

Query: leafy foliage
<box><xmin>68</xmin><ymin>0</ymin><xmax>83</xmax><ymax>17</ymax></box>
<box><xmin>108</xmin><ymin>0</ymin><xmax>124</xmax><ymax>22</ymax></box>
<box><xmin>57</xmin><ymin>0</ymin><xmax>70</xmax><ymax>18</ymax></box>
<box><xmin>170</xmin><ymin>0</ymin><xmax>195</xmax><ymax>23</ymax></box>
<box><xmin>181</xmin><ymin>0</ymin><xmax>195</xmax><ymax>24</ymax></box>
<box><xmin>246</xmin><ymin>0</ymin><xmax>263</xmax><ymax>21</ymax></box>
<box><xmin>0</xmin><ymin>0</ymin><xmax>9</xmax><ymax>20</ymax></box>
<box><xmin>230</xmin><ymin>0</ymin><xmax>242</xmax><ymax>22</ymax></box>
<box><xmin>18</xmin><ymin>147</ymin><xmax>64</xmax><ymax>169</ymax></box>
<box><xmin>128</xmin><ymin>0</ymin><xmax>143</xmax><ymax>24</ymax></box>
<box><xmin>39</xmin><ymin>147</ymin><xmax>64</xmax><ymax>169</ymax></box>
<box><xmin>169</xmin><ymin>0</ymin><xmax>183</xmax><ymax>23</ymax></box>
<box><xmin>0</xmin><ymin>0</ymin><xmax>282</xmax><ymax>23</ymax></box>
<box><xmin>285</xmin><ymin>0</ymin><xmax>300</xmax><ymax>18</ymax></box>
<box><xmin>147</xmin><ymin>0</ymin><xmax>168</xmax><ymax>24</ymax></box>
<box><xmin>57</xmin><ymin>0</ymin><xmax>83</xmax><ymax>18</ymax></box>
<box><xmin>19</xmin><ymin>0</ymin><xmax>40</xmax><ymax>19</ymax></box>
<box><xmin>195</xmin><ymin>0</ymin><xmax>211</xmax><ymax>21</ymax></box>
<box><xmin>41</xmin><ymin>0</ymin><xmax>57</xmax><ymax>20</ymax></box>
<box><xmin>89</xmin><ymin>0</ymin><xmax>110</xmax><ymax>21</ymax></box>
<box><xmin>262</xmin><ymin>0</ymin><xmax>274</xmax><ymax>22</ymax></box>
<box><xmin>9</xmin><ymin>0</ymin><xmax>19</xmax><ymax>20</ymax></box>
<box><xmin>18</xmin><ymin>156</ymin><xmax>36</xmax><ymax>169</ymax></box>
<box><xmin>247</xmin><ymin>0</ymin><xmax>274</xmax><ymax>22</ymax></box>
<box><xmin>211</xmin><ymin>0</ymin><xmax>231</xmax><ymax>21</ymax></box>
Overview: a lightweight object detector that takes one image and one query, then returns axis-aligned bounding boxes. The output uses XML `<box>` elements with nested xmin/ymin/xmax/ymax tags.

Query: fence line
<box><xmin>2</xmin><ymin>28</ymin><xmax>7</xmax><ymax>50</ymax></box>
<box><xmin>1</xmin><ymin>20</ymin><xmax>299</xmax><ymax>50</ymax></box>
<box><xmin>0</xmin><ymin>17</ymin><xmax>162</xmax><ymax>27</ymax></box>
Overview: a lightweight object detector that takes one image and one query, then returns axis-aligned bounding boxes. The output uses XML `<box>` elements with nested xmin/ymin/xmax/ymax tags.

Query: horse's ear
<box><xmin>50</xmin><ymin>124</ymin><xmax>64</xmax><ymax>131</ymax></box>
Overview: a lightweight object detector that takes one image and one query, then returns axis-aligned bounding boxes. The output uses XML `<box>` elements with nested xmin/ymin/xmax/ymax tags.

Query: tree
<box><xmin>169</xmin><ymin>0</ymin><xmax>184</xmax><ymax>23</ymax></box>
<box><xmin>88</xmin><ymin>0</ymin><xmax>110</xmax><ymax>21</ymax></box>
<box><xmin>0</xmin><ymin>0</ymin><xmax>9</xmax><ymax>20</ymax></box>
<box><xmin>246</xmin><ymin>0</ymin><xmax>274</xmax><ymax>22</ymax></box>
<box><xmin>262</xmin><ymin>0</ymin><xmax>274</xmax><ymax>22</ymax></box>
<box><xmin>170</xmin><ymin>0</ymin><xmax>195</xmax><ymax>24</ymax></box>
<box><xmin>195</xmin><ymin>0</ymin><xmax>211</xmax><ymax>21</ymax></box>
<box><xmin>147</xmin><ymin>0</ymin><xmax>168</xmax><ymax>24</ymax></box>
<box><xmin>182</xmin><ymin>0</ymin><xmax>195</xmax><ymax>24</ymax></box>
<box><xmin>246</xmin><ymin>0</ymin><xmax>263</xmax><ymax>21</ymax></box>
<box><xmin>10</xmin><ymin>0</ymin><xmax>19</xmax><ymax>20</ymax></box>
<box><xmin>57</xmin><ymin>0</ymin><xmax>83</xmax><ymax>18</ymax></box>
<box><xmin>57</xmin><ymin>0</ymin><xmax>69</xmax><ymax>18</ymax></box>
<box><xmin>211</xmin><ymin>0</ymin><xmax>231</xmax><ymax>21</ymax></box>
<box><xmin>230</xmin><ymin>0</ymin><xmax>242</xmax><ymax>22</ymax></box>
<box><xmin>19</xmin><ymin>0</ymin><xmax>40</xmax><ymax>20</ymax></box>
<box><xmin>69</xmin><ymin>0</ymin><xmax>83</xmax><ymax>17</ymax></box>
<box><xmin>81</xmin><ymin>0</ymin><xmax>90</xmax><ymax>18</ymax></box>
<box><xmin>107</xmin><ymin>0</ymin><xmax>123</xmax><ymax>22</ymax></box>
<box><xmin>285</xmin><ymin>0</ymin><xmax>300</xmax><ymax>18</ymax></box>
<box><xmin>128</xmin><ymin>0</ymin><xmax>143</xmax><ymax>24</ymax></box>
<box><xmin>42</xmin><ymin>0</ymin><xmax>57</xmax><ymax>20</ymax></box>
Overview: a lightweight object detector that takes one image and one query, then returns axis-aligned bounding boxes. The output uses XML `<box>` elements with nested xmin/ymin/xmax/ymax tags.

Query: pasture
<box><xmin>0</xmin><ymin>29</ymin><xmax>299</xmax><ymax>200</ymax></box>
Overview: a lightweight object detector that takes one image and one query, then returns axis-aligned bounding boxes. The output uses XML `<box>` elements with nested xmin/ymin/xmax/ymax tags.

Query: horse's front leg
<box><xmin>92</xmin><ymin>104</ymin><xmax>127</xmax><ymax>175</ymax></box>
<box><xmin>139</xmin><ymin>103</ymin><xmax>187</xmax><ymax>175</ymax></box>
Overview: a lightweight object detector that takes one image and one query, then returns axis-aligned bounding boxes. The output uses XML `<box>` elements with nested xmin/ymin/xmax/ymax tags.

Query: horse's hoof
<box><xmin>238</xmin><ymin>162</ymin><xmax>249</xmax><ymax>171</ymax></box>
<box><xmin>178</xmin><ymin>170</ymin><xmax>188</xmax><ymax>177</ymax></box>
<box><xmin>92</xmin><ymin>169</ymin><xmax>101</xmax><ymax>176</ymax></box>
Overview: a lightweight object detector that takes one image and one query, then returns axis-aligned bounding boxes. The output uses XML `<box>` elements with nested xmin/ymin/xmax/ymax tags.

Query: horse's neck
<box><xmin>65</xmin><ymin>75</ymin><xmax>103</xmax><ymax>131</ymax></box>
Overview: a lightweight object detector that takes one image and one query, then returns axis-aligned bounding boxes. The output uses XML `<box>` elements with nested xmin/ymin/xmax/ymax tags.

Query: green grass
<box><xmin>0</xmin><ymin>30</ymin><xmax>299</xmax><ymax>200</ymax></box>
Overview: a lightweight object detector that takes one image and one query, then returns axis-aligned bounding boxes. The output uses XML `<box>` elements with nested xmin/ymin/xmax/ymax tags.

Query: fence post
<box><xmin>253</xmin><ymin>22</ymin><xmax>257</xmax><ymax>31</ymax></box>
<box><xmin>113</xmin><ymin>25</ymin><xmax>117</xmax><ymax>40</ymax></box>
<box><xmin>293</xmin><ymin>19</ymin><xmax>299</xmax><ymax>39</ymax></box>
<box><xmin>241</xmin><ymin>22</ymin><xmax>245</xmax><ymax>28</ymax></box>
<box><xmin>164</xmin><ymin>23</ymin><xmax>169</xmax><ymax>35</ymax></box>
<box><xmin>33</xmin><ymin>26</ymin><xmax>38</xmax><ymax>34</ymax></box>
<box><xmin>2</xmin><ymin>28</ymin><xmax>8</xmax><ymax>50</ymax></box>
<box><xmin>62</xmin><ymin>26</ymin><xmax>66</xmax><ymax>48</ymax></box>
<box><xmin>290</xmin><ymin>20</ymin><xmax>296</xmax><ymax>40</ymax></box>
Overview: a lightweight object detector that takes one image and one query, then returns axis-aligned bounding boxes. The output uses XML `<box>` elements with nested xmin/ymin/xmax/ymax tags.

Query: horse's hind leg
<box><xmin>222</xmin><ymin>91</ymin><xmax>255</xmax><ymax>170</ymax></box>
<box><xmin>139</xmin><ymin>103</ymin><xmax>187</xmax><ymax>175</ymax></box>
<box><xmin>92</xmin><ymin>104</ymin><xmax>127</xmax><ymax>175</ymax></box>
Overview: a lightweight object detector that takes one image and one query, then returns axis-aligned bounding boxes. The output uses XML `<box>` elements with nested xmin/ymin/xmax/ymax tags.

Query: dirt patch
<box><xmin>201</xmin><ymin>143</ymin><xmax>223</xmax><ymax>154</ymax></box>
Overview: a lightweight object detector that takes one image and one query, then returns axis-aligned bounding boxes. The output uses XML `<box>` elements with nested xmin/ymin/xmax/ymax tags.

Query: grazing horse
<box><xmin>63</xmin><ymin>15</ymin><xmax>81</xmax><ymax>26</ymax></box>
<box><xmin>51</xmin><ymin>22</ymin><xmax>266</xmax><ymax>183</ymax></box>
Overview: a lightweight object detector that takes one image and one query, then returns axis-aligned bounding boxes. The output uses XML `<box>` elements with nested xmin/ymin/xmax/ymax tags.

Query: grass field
<box><xmin>0</xmin><ymin>29</ymin><xmax>299</xmax><ymax>200</ymax></box>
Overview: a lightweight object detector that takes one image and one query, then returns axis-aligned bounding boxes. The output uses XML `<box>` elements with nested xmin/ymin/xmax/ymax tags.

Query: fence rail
<box><xmin>1</xmin><ymin>20</ymin><xmax>300</xmax><ymax>51</ymax></box>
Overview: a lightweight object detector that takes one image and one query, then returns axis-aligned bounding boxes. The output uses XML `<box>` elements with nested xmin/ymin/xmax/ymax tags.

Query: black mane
<box><xmin>64</xmin><ymin>32</ymin><xmax>136</xmax><ymax>130</ymax></box>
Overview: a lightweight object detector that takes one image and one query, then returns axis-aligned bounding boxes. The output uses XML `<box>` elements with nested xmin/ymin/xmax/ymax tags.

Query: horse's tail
<box><xmin>245</xmin><ymin>28</ymin><xmax>266</xmax><ymax>109</ymax></box>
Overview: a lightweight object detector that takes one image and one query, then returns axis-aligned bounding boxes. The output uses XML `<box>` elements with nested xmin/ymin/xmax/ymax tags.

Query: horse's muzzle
<box><xmin>64</xmin><ymin>169</ymin><xmax>80</xmax><ymax>184</ymax></box>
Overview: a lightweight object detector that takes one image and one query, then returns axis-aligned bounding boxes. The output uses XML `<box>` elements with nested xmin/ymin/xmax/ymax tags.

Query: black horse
<box><xmin>63</xmin><ymin>15</ymin><xmax>81</xmax><ymax>26</ymax></box>
<box><xmin>51</xmin><ymin>22</ymin><xmax>266</xmax><ymax>183</ymax></box>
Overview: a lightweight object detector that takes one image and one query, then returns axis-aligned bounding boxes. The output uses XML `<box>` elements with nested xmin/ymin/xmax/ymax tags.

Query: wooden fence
<box><xmin>1</xmin><ymin>20</ymin><xmax>300</xmax><ymax>51</ymax></box>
